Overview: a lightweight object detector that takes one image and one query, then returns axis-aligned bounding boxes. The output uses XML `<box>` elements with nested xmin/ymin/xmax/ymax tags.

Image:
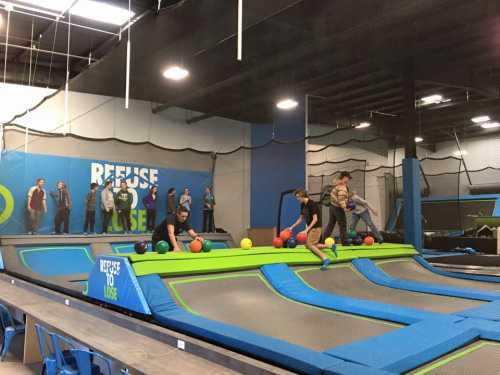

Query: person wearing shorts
<box><xmin>287</xmin><ymin>189</ymin><xmax>331</xmax><ymax>270</ymax></box>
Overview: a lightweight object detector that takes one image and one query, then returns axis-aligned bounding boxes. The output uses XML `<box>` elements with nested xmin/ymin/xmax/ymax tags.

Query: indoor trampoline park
<box><xmin>2</xmin><ymin>1</ymin><xmax>500</xmax><ymax>375</ymax></box>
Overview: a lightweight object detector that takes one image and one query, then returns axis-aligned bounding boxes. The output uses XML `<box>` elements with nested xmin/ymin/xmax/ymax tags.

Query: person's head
<box><xmin>167</xmin><ymin>187</ymin><xmax>176</xmax><ymax>196</ymax></box>
<box><xmin>205</xmin><ymin>186</ymin><xmax>212</xmax><ymax>193</ymax></box>
<box><xmin>36</xmin><ymin>178</ymin><xmax>45</xmax><ymax>188</ymax></box>
<box><xmin>293</xmin><ymin>188</ymin><xmax>309</xmax><ymax>204</ymax></box>
<box><xmin>150</xmin><ymin>186</ymin><xmax>158</xmax><ymax>194</ymax></box>
<box><xmin>338</xmin><ymin>171</ymin><xmax>352</xmax><ymax>184</ymax></box>
<box><xmin>120</xmin><ymin>180</ymin><xmax>127</xmax><ymax>190</ymax></box>
<box><xmin>104</xmin><ymin>181</ymin><xmax>112</xmax><ymax>190</ymax></box>
<box><xmin>183</xmin><ymin>187</ymin><xmax>190</xmax><ymax>195</ymax></box>
<box><xmin>57</xmin><ymin>181</ymin><xmax>65</xmax><ymax>190</ymax></box>
<box><xmin>176</xmin><ymin>205</ymin><xmax>189</xmax><ymax>223</ymax></box>
<box><xmin>90</xmin><ymin>182</ymin><xmax>98</xmax><ymax>191</ymax></box>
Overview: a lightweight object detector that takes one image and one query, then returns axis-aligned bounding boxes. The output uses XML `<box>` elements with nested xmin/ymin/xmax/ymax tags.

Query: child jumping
<box><xmin>287</xmin><ymin>189</ymin><xmax>331</xmax><ymax>270</ymax></box>
<box><xmin>349</xmin><ymin>192</ymin><xmax>384</xmax><ymax>243</ymax></box>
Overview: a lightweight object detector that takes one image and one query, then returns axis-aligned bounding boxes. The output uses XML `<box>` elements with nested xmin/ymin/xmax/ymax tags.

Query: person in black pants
<box><xmin>143</xmin><ymin>186</ymin><xmax>158</xmax><ymax>232</ymax></box>
<box><xmin>202</xmin><ymin>186</ymin><xmax>216</xmax><ymax>233</ymax></box>
<box><xmin>323</xmin><ymin>172</ymin><xmax>351</xmax><ymax>243</ymax></box>
<box><xmin>101</xmin><ymin>181</ymin><xmax>114</xmax><ymax>234</ymax></box>
<box><xmin>115</xmin><ymin>181</ymin><xmax>133</xmax><ymax>233</ymax></box>
<box><xmin>50</xmin><ymin>181</ymin><xmax>71</xmax><ymax>234</ymax></box>
<box><xmin>83</xmin><ymin>183</ymin><xmax>98</xmax><ymax>234</ymax></box>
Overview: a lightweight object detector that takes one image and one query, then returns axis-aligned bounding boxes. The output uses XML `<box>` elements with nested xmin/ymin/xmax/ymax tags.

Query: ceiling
<box><xmin>2</xmin><ymin>0</ymin><xmax>500</xmax><ymax>145</ymax></box>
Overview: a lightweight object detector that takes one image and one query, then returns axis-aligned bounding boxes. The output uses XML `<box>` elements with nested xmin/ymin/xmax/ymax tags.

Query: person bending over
<box><xmin>324</xmin><ymin>171</ymin><xmax>351</xmax><ymax>243</ymax></box>
<box><xmin>286</xmin><ymin>189</ymin><xmax>331</xmax><ymax>270</ymax></box>
<box><xmin>152</xmin><ymin>206</ymin><xmax>204</xmax><ymax>252</ymax></box>
<box><xmin>350</xmin><ymin>192</ymin><xmax>383</xmax><ymax>243</ymax></box>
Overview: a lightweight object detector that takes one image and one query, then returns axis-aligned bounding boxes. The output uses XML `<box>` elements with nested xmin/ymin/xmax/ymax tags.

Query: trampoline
<box><xmin>295</xmin><ymin>264</ymin><xmax>482</xmax><ymax>313</ymax></box>
<box><xmin>378</xmin><ymin>258</ymin><xmax>500</xmax><ymax>291</ymax></box>
<box><xmin>164</xmin><ymin>270</ymin><xmax>398</xmax><ymax>351</ymax></box>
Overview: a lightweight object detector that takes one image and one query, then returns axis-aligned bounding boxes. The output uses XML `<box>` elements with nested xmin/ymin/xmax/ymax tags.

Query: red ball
<box><xmin>296</xmin><ymin>231</ymin><xmax>307</xmax><ymax>244</ymax></box>
<box><xmin>190</xmin><ymin>239</ymin><xmax>203</xmax><ymax>253</ymax></box>
<box><xmin>272</xmin><ymin>237</ymin><xmax>284</xmax><ymax>248</ymax></box>
<box><xmin>363</xmin><ymin>236</ymin><xmax>375</xmax><ymax>246</ymax></box>
<box><xmin>280</xmin><ymin>229</ymin><xmax>292</xmax><ymax>241</ymax></box>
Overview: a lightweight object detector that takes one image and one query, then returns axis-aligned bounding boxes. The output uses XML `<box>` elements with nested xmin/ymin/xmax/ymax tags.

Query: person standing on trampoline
<box><xmin>324</xmin><ymin>171</ymin><xmax>351</xmax><ymax>243</ymax></box>
<box><xmin>349</xmin><ymin>192</ymin><xmax>383</xmax><ymax>243</ymax></box>
<box><xmin>27</xmin><ymin>178</ymin><xmax>47</xmax><ymax>235</ymax></box>
<box><xmin>115</xmin><ymin>180</ymin><xmax>133</xmax><ymax>233</ymax></box>
<box><xmin>101</xmin><ymin>181</ymin><xmax>114</xmax><ymax>234</ymax></box>
<box><xmin>152</xmin><ymin>206</ymin><xmax>204</xmax><ymax>252</ymax></box>
<box><xmin>287</xmin><ymin>189</ymin><xmax>331</xmax><ymax>270</ymax></box>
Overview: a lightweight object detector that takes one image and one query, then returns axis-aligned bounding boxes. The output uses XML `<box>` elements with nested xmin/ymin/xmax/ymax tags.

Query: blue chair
<box><xmin>0</xmin><ymin>303</ymin><xmax>24</xmax><ymax>360</ymax></box>
<box><xmin>50</xmin><ymin>333</ymin><xmax>112</xmax><ymax>375</ymax></box>
<box><xmin>34</xmin><ymin>324</ymin><xmax>57</xmax><ymax>375</ymax></box>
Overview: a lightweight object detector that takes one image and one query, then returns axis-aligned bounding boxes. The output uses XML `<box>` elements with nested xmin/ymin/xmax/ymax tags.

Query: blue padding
<box><xmin>457</xmin><ymin>300</ymin><xmax>500</xmax><ymax>321</ymax></box>
<box><xmin>353</xmin><ymin>258</ymin><xmax>500</xmax><ymax>301</ymax></box>
<box><xmin>261</xmin><ymin>264</ymin><xmax>452</xmax><ymax>325</ymax></box>
<box><xmin>325</xmin><ymin>319</ymin><xmax>479</xmax><ymax>373</ymax></box>
<box><xmin>456</xmin><ymin>318</ymin><xmax>500</xmax><ymax>341</ymax></box>
<box><xmin>137</xmin><ymin>274</ymin><xmax>388</xmax><ymax>375</ymax></box>
<box><xmin>415</xmin><ymin>256</ymin><xmax>500</xmax><ymax>284</ymax></box>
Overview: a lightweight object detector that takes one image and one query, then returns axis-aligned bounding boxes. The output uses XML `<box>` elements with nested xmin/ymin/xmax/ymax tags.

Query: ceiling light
<box><xmin>276</xmin><ymin>98</ymin><xmax>298</xmax><ymax>110</ymax></box>
<box><xmin>481</xmin><ymin>122</ymin><xmax>500</xmax><ymax>129</ymax></box>
<box><xmin>14</xmin><ymin>0</ymin><xmax>74</xmax><ymax>12</ymax></box>
<box><xmin>163</xmin><ymin>66</ymin><xmax>189</xmax><ymax>81</ymax></box>
<box><xmin>471</xmin><ymin>115</ymin><xmax>490</xmax><ymax>124</ymax></box>
<box><xmin>70</xmin><ymin>0</ymin><xmax>135</xmax><ymax>26</ymax></box>
<box><xmin>453</xmin><ymin>150</ymin><xmax>468</xmax><ymax>156</ymax></box>
<box><xmin>355</xmin><ymin>122</ymin><xmax>371</xmax><ymax>129</ymax></box>
<box><xmin>415</xmin><ymin>136</ymin><xmax>423</xmax><ymax>143</ymax></box>
<box><xmin>3</xmin><ymin>2</ymin><xmax>14</xmax><ymax>11</ymax></box>
<box><xmin>420</xmin><ymin>94</ymin><xmax>451</xmax><ymax>106</ymax></box>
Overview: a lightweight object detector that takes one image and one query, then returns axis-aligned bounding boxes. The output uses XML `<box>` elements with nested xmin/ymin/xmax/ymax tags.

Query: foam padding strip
<box><xmin>456</xmin><ymin>318</ymin><xmax>500</xmax><ymax>341</ymax></box>
<box><xmin>353</xmin><ymin>258</ymin><xmax>500</xmax><ymax>302</ymax></box>
<box><xmin>261</xmin><ymin>263</ymin><xmax>452</xmax><ymax>325</ymax></box>
<box><xmin>415</xmin><ymin>255</ymin><xmax>500</xmax><ymax>283</ymax></box>
<box><xmin>457</xmin><ymin>300</ymin><xmax>500</xmax><ymax>321</ymax></box>
<box><xmin>325</xmin><ymin>319</ymin><xmax>480</xmax><ymax>373</ymax></box>
<box><xmin>137</xmin><ymin>274</ymin><xmax>390</xmax><ymax>375</ymax></box>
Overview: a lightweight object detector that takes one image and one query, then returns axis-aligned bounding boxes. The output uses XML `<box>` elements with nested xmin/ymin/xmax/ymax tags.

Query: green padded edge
<box><xmin>117</xmin><ymin>244</ymin><xmax>417</xmax><ymax>277</ymax></box>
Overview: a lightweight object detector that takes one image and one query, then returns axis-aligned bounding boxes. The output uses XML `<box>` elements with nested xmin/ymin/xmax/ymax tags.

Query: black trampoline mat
<box><xmin>409</xmin><ymin>341</ymin><xmax>500</xmax><ymax>375</ymax></box>
<box><xmin>430</xmin><ymin>255</ymin><xmax>500</xmax><ymax>267</ymax></box>
<box><xmin>378</xmin><ymin>259</ymin><xmax>500</xmax><ymax>292</ymax></box>
<box><xmin>165</xmin><ymin>272</ymin><xmax>398</xmax><ymax>351</ymax></box>
<box><xmin>296</xmin><ymin>265</ymin><xmax>482</xmax><ymax>313</ymax></box>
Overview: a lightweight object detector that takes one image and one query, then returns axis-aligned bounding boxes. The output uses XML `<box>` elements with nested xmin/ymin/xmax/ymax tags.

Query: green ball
<box><xmin>348</xmin><ymin>229</ymin><xmax>357</xmax><ymax>239</ymax></box>
<box><xmin>202</xmin><ymin>240</ymin><xmax>212</xmax><ymax>252</ymax></box>
<box><xmin>156</xmin><ymin>240</ymin><xmax>170</xmax><ymax>254</ymax></box>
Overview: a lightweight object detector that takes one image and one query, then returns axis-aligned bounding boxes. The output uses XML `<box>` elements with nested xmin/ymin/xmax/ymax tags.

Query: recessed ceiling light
<box><xmin>162</xmin><ymin>66</ymin><xmax>190</xmax><ymax>81</ymax></box>
<box><xmin>276</xmin><ymin>98</ymin><xmax>298</xmax><ymax>110</ymax></box>
<box><xmin>471</xmin><ymin>115</ymin><xmax>490</xmax><ymax>124</ymax></box>
<box><xmin>355</xmin><ymin>122</ymin><xmax>371</xmax><ymax>129</ymax></box>
<box><xmin>420</xmin><ymin>94</ymin><xmax>451</xmax><ymax>106</ymax></box>
<box><xmin>481</xmin><ymin>122</ymin><xmax>500</xmax><ymax>129</ymax></box>
<box><xmin>453</xmin><ymin>150</ymin><xmax>468</xmax><ymax>156</ymax></box>
<box><xmin>415</xmin><ymin>136</ymin><xmax>423</xmax><ymax>143</ymax></box>
<box><xmin>70</xmin><ymin>0</ymin><xmax>135</xmax><ymax>26</ymax></box>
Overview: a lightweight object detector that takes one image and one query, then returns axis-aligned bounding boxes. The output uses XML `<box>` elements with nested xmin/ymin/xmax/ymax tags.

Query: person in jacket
<box><xmin>323</xmin><ymin>171</ymin><xmax>351</xmax><ymax>243</ymax></box>
<box><xmin>166</xmin><ymin>187</ymin><xmax>177</xmax><ymax>215</ymax></box>
<box><xmin>101</xmin><ymin>181</ymin><xmax>114</xmax><ymax>234</ymax></box>
<box><xmin>203</xmin><ymin>186</ymin><xmax>216</xmax><ymax>233</ymax></box>
<box><xmin>27</xmin><ymin>178</ymin><xmax>47</xmax><ymax>234</ymax></box>
<box><xmin>143</xmin><ymin>186</ymin><xmax>158</xmax><ymax>232</ymax></box>
<box><xmin>83</xmin><ymin>183</ymin><xmax>98</xmax><ymax>234</ymax></box>
<box><xmin>179</xmin><ymin>187</ymin><xmax>192</xmax><ymax>215</ymax></box>
<box><xmin>49</xmin><ymin>181</ymin><xmax>72</xmax><ymax>234</ymax></box>
<box><xmin>115</xmin><ymin>180</ymin><xmax>133</xmax><ymax>233</ymax></box>
<box><xmin>350</xmin><ymin>192</ymin><xmax>383</xmax><ymax>243</ymax></box>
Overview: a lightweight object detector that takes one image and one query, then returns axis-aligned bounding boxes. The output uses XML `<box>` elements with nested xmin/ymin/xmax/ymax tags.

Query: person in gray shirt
<box><xmin>349</xmin><ymin>192</ymin><xmax>383</xmax><ymax>243</ymax></box>
<box><xmin>101</xmin><ymin>181</ymin><xmax>115</xmax><ymax>234</ymax></box>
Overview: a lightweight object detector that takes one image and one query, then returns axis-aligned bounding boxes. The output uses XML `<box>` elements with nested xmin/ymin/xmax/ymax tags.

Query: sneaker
<box><xmin>331</xmin><ymin>244</ymin><xmax>338</xmax><ymax>258</ymax></box>
<box><xmin>320</xmin><ymin>258</ymin><xmax>332</xmax><ymax>271</ymax></box>
<box><xmin>83</xmin><ymin>232</ymin><xmax>88</xmax><ymax>235</ymax></box>
<box><xmin>27</xmin><ymin>231</ymin><xmax>33</xmax><ymax>235</ymax></box>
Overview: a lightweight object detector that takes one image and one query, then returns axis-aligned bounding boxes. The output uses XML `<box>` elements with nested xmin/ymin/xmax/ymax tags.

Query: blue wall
<box><xmin>251</xmin><ymin>100</ymin><xmax>306</xmax><ymax>229</ymax></box>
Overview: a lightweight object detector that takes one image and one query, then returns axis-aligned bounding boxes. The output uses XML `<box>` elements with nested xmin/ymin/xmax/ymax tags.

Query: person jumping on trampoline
<box><xmin>287</xmin><ymin>189</ymin><xmax>331</xmax><ymax>270</ymax></box>
<box><xmin>349</xmin><ymin>191</ymin><xmax>384</xmax><ymax>243</ymax></box>
<box><xmin>152</xmin><ymin>206</ymin><xmax>204</xmax><ymax>252</ymax></box>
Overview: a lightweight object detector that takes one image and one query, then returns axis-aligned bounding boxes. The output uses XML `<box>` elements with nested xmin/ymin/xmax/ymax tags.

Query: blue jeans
<box><xmin>351</xmin><ymin>210</ymin><xmax>383</xmax><ymax>242</ymax></box>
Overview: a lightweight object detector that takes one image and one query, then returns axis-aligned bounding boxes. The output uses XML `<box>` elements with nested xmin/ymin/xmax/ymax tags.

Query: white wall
<box><xmin>1</xmin><ymin>83</ymin><xmax>251</xmax><ymax>241</ymax></box>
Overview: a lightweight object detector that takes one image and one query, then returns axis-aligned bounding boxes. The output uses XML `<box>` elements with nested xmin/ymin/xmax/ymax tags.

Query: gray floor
<box><xmin>379</xmin><ymin>259</ymin><xmax>500</xmax><ymax>292</ymax></box>
<box><xmin>409</xmin><ymin>341</ymin><xmax>500</xmax><ymax>375</ymax></box>
<box><xmin>165</xmin><ymin>272</ymin><xmax>398</xmax><ymax>351</ymax></box>
<box><xmin>297</xmin><ymin>264</ymin><xmax>482</xmax><ymax>313</ymax></box>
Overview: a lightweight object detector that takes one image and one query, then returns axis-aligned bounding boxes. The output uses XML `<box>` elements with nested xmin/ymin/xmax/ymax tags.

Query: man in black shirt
<box><xmin>152</xmin><ymin>206</ymin><xmax>204</xmax><ymax>252</ymax></box>
<box><xmin>287</xmin><ymin>189</ymin><xmax>331</xmax><ymax>270</ymax></box>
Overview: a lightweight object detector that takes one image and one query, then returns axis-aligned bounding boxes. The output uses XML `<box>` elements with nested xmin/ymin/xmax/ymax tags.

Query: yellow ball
<box><xmin>240</xmin><ymin>238</ymin><xmax>253</xmax><ymax>250</ymax></box>
<box><xmin>324</xmin><ymin>237</ymin><xmax>335</xmax><ymax>247</ymax></box>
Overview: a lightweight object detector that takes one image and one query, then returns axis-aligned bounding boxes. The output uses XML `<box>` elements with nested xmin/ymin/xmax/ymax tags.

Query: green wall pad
<box><xmin>115</xmin><ymin>244</ymin><xmax>417</xmax><ymax>277</ymax></box>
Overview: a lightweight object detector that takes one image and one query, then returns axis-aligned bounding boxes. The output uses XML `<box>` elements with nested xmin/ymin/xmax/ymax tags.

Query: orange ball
<box><xmin>296</xmin><ymin>231</ymin><xmax>307</xmax><ymax>244</ymax></box>
<box><xmin>190</xmin><ymin>239</ymin><xmax>203</xmax><ymax>253</ymax></box>
<box><xmin>272</xmin><ymin>237</ymin><xmax>284</xmax><ymax>248</ymax></box>
<box><xmin>363</xmin><ymin>236</ymin><xmax>375</xmax><ymax>246</ymax></box>
<box><xmin>280</xmin><ymin>229</ymin><xmax>292</xmax><ymax>242</ymax></box>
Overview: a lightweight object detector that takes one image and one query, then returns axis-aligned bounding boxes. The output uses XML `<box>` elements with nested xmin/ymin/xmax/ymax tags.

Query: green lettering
<box><xmin>104</xmin><ymin>285</ymin><xmax>118</xmax><ymax>301</ymax></box>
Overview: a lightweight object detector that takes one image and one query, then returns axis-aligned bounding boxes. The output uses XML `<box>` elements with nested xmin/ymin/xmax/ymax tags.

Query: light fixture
<box><xmin>481</xmin><ymin>122</ymin><xmax>500</xmax><ymax>129</ymax></box>
<box><xmin>355</xmin><ymin>122</ymin><xmax>371</xmax><ymax>129</ymax></box>
<box><xmin>276</xmin><ymin>98</ymin><xmax>298</xmax><ymax>110</ymax></box>
<box><xmin>70</xmin><ymin>0</ymin><xmax>135</xmax><ymax>26</ymax></box>
<box><xmin>471</xmin><ymin>115</ymin><xmax>490</xmax><ymax>124</ymax></box>
<box><xmin>453</xmin><ymin>150</ymin><xmax>468</xmax><ymax>156</ymax></box>
<box><xmin>415</xmin><ymin>136</ymin><xmax>423</xmax><ymax>143</ymax></box>
<box><xmin>14</xmin><ymin>0</ymin><xmax>74</xmax><ymax>12</ymax></box>
<box><xmin>420</xmin><ymin>94</ymin><xmax>451</xmax><ymax>106</ymax></box>
<box><xmin>3</xmin><ymin>2</ymin><xmax>14</xmax><ymax>11</ymax></box>
<box><xmin>162</xmin><ymin>66</ymin><xmax>189</xmax><ymax>81</ymax></box>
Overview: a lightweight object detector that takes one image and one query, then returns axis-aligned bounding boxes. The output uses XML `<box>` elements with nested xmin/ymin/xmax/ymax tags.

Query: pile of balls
<box><xmin>341</xmin><ymin>230</ymin><xmax>375</xmax><ymax>246</ymax></box>
<box><xmin>272</xmin><ymin>229</ymin><xmax>307</xmax><ymax>248</ymax></box>
<box><xmin>133</xmin><ymin>239</ymin><xmax>214</xmax><ymax>254</ymax></box>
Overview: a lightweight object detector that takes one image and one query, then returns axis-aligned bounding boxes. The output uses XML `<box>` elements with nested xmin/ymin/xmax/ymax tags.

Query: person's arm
<box><xmin>305</xmin><ymin>214</ymin><xmax>318</xmax><ymax>233</ymax></box>
<box><xmin>288</xmin><ymin>215</ymin><xmax>303</xmax><ymax>231</ymax></box>
<box><xmin>187</xmin><ymin>228</ymin><xmax>204</xmax><ymax>242</ymax></box>
<box><xmin>353</xmin><ymin>194</ymin><xmax>377</xmax><ymax>215</ymax></box>
<box><xmin>42</xmin><ymin>189</ymin><xmax>47</xmax><ymax>213</ymax></box>
<box><xmin>167</xmin><ymin>224</ymin><xmax>182</xmax><ymax>252</ymax></box>
<box><xmin>128</xmin><ymin>192</ymin><xmax>133</xmax><ymax>208</ymax></box>
<box><xmin>337</xmin><ymin>186</ymin><xmax>349</xmax><ymax>210</ymax></box>
<box><xmin>67</xmin><ymin>190</ymin><xmax>72</xmax><ymax>210</ymax></box>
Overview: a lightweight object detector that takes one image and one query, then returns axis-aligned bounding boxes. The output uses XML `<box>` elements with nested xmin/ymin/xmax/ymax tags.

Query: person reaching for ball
<box><xmin>152</xmin><ymin>206</ymin><xmax>203</xmax><ymax>252</ymax></box>
<box><xmin>349</xmin><ymin>192</ymin><xmax>383</xmax><ymax>244</ymax></box>
<box><xmin>286</xmin><ymin>189</ymin><xmax>331</xmax><ymax>270</ymax></box>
